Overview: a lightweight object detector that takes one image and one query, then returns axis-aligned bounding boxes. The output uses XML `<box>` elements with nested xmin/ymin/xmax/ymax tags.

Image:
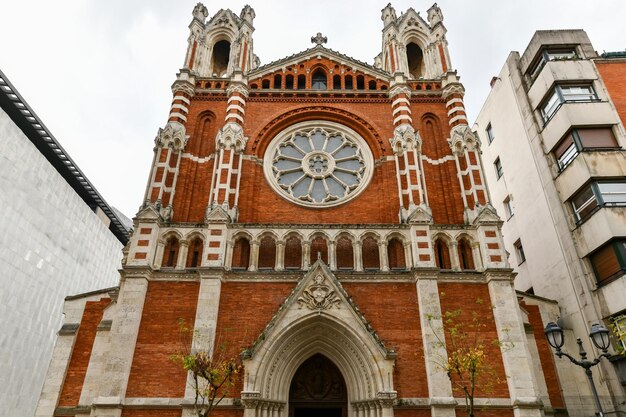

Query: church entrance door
<box><xmin>289</xmin><ymin>354</ymin><xmax>347</xmax><ymax>417</ymax></box>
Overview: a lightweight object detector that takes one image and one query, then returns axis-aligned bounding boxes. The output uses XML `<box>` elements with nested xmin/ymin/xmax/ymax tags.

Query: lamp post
<box><xmin>544</xmin><ymin>322</ymin><xmax>612</xmax><ymax>417</ymax></box>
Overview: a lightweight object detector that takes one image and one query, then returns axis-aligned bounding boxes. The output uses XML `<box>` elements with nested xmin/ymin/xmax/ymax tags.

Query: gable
<box><xmin>247</xmin><ymin>47</ymin><xmax>390</xmax><ymax>92</ymax></box>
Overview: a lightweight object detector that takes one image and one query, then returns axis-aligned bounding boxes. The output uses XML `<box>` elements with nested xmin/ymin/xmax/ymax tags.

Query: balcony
<box><xmin>541</xmin><ymin>101</ymin><xmax>616</xmax><ymax>151</ymax></box>
<box><xmin>596</xmin><ymin>275</ymin><xmax>626</xmax><ymax>314</ymax></box>
<box><xmin>528</xmin><ymin>60</ymin><xmax>598</xmax><ymax>107</ymax></box>
<box><xmin>573</xmin><ymin>207</ymin><xmax>626</xmax><ymax>256</ymax></box>
<box><xmin>555</xmin><ymin>150</ymin><xmax>626</xmax><ymax>201</ymax></box>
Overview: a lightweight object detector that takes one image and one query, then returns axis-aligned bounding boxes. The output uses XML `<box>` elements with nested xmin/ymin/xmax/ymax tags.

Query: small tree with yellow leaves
<box><xmin>172</xmin><ymin>320</ymin><xmax>243</xmax><ymax>417</ymax></box>
<box><xmin>427</xmin><ymin>298</ymin><xmax>509</xmax><ymax>417</ymax></box>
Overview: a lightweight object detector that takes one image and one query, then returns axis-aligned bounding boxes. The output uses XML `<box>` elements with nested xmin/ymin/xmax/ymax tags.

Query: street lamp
<box><xmin>544</xmin><ymin>321</ymin><xmax>612</xmax><ymax>417</ymax></box>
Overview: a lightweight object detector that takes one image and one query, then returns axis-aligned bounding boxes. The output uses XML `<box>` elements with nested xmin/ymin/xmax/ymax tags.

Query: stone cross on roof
<box><xmin>311</xmin><ymin>32</ymin><xmax>327</xmax><ymax>46</ymax></box>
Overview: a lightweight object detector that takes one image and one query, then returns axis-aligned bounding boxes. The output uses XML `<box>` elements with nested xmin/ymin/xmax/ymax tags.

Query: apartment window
<box><xmin>494</xmin><ymin>157</ymin><xmax>503</xmax><ymax>179</ymax></box>
<box><xmin>541</xmin><ymin>84</ymin><xmax>598</xmax><ymax>122</ymax></box>
<box><xmin>589</xmin><ymin>240</ymin><xmax>626</xmax><ymax>285</ymax></box>
<box><xmin>571</xmin><ymin>181</ymin><xmax>626</xmax><ymax>223</ymax></box>
<box><xmin>554</xmin><ymin>127</ymin><xmax>619</xmax><ymax>170</ymax></box>
<box><xmin>486</xmin><ymin>123</ymin><xmax>495</xmax><ymax>144</ymax></box>
<box><xmin>514</xmin><ymin>239</ymin><xmax>526</xmax><ymax>265</ymax></box>
<box><xmin>529</xmin><ymin>47</ymin><xmax>578</xmax><ymax>80</ymax></box>
<box><xmin>612</xmin><ymin>314</ymin><xmax>626</xmax><ymax>352</ymax></box>
<box><xmin>503</xmin><ymin>196</ymin><xmax>514</xmax><ymax>219</ymax></box>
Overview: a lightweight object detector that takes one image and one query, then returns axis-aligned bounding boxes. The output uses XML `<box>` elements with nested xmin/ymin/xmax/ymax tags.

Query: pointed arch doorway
<box><xmin>289</xmin><ymin>354</ymin><xmax>347</xmax><ymax>417</ymax></box>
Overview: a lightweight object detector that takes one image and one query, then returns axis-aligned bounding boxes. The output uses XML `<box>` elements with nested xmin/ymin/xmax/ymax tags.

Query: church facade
<box><xmin>37</xmin><ymin>4</ymin><xmax>566</xmax><ymax>417</ymax></box>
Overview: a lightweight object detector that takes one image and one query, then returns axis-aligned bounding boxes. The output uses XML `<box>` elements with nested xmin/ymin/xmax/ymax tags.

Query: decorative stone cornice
<box><xmin>405</xmin><ymin>205</ymin><xmax>433</xmax><ymax>225</ymax></box>
<box><xmin>172</xmin><ymin>70</ymin><xmax>196</xmax><ymax>96</ymax></box>
<box><xmin>388</xmin><ymin>83</ymin><xmax>412</xmax><ymax>99</ymax></box>
<box><xmin>226</xmin><ymin>80</ymin><xmax>249</xmax><ymax>98</ymax></box>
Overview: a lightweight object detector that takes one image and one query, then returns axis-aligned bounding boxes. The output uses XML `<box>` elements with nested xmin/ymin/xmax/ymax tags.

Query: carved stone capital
<box><xmin>155</xmin><ymin>123</ymin><xmax>188</xmax><ymax>151</ymax></box>
<box><xmin>448</xmin><ymin>125</ymin><xmax>480</xmax><ymax>156</ymax></box>
<box><xmin>441</xmin><ymin>82</ymin><xmax>464</xmax><ymax>100</ymax></box>
<box><xmin>216</xmin><ymin>122</ymin><xmax>248</xmax><ymax>152</ymax></box>
<box><xmin>226</xmin><ymin>81</ymin><xmax>249</xmax><ymax>98</ymax></box>
<box><xmin>390</xmin><ymin>125</ymin><xmax>422</xmax><ymax>155</ymax></box>
<box><xmin>388</xmin><ymin>83</ymin><xmax>412</xmax><ymax>99</ymax></box>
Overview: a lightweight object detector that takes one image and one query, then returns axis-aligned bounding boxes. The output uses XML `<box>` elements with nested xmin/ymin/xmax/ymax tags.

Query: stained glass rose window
<box><xmin>264</xmin><ymin>121</ymin><xmax>373</xmax><ymax>207</ymax></box>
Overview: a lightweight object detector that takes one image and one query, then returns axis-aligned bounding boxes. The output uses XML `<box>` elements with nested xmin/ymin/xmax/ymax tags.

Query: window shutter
<box><xmin>591</xmin><ymin>244</ymin><xmax>621</xmax><ymax>283</ymax></box>
<box><xmin>555</xmin><ymin>133</ymin><xmax>575</xmax><ymax>158</ymax></box>
<box><xmin>578</xmin><ymin>128</ymin><xmax>618</xmax><ymax>148</ymax></box>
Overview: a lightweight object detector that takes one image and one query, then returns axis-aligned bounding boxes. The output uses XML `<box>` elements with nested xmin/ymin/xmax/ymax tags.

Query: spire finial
<box><xmin>311</xmin><ymin>32</ymin><xmax>327</xmax><ymax>46</ymax></box>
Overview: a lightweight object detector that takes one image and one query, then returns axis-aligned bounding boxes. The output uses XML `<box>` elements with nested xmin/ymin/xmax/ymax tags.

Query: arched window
<box><xmin>273</xmin><ymin>74</ymin><xmax>282</xmax><ymax>89</ymax></box>
<box><xmin>297</xmin><ymin>74</ymin><xmax>306</xmax><ymax>89</ymax></box>
<box><xmin>333</xmin><ymin>75</ymin><xmax>341</xmax><ymax>90</ymax></box>
<box><xmin>284</xmin><ymin>235</ymin><xmax>302</xmax><ymax>269</ymax></box>
<box><xmin>434</xmin><ymin>238</ymin><xmax>451</xmax><ymax>269</ymax></box>
<box><xmin>406</xmin><ymin>42</ymin><xmax>425</xmax><ymax>79</ymax></box>
<box><xmin>285</xmin><ymin>74</ymin><xmax>294</xmax><ymax>89</ymax></box>
<box><xmin>344</xmin><ymin>75</ymin><xmax>353</xmax><ymax>90</ymax></box>
<box><xmin>262</xmin><ymin>79</ymin><xmax>270</xmax><ymax>89</ymax></box>
<box><xmin>186</xmin><ymin>237</ymin><xmax>204</xmax><ymax>268</ymax></box>
<box><xmin>310</xmin><ymin>235</ymin><xmax>328</xmax><ymax>264</ymax></box>
<box><xmin>356</xmin><ymin>75</ymin><xmax>365</xmax><ymax>90</ymax></box>
<box><xmin>368</xmin><ymin>80</ymin><xmax>377</xmax><ymax>90</ymax></box>
<box><xmin>211</xmin><ymin>40</ymin><xmax>231</xmax><ymax>77</ymax></box>
<box><xmin>362</xmin><ymin>236</ymin><xmax>380</xmax><ymax>270</ymax></box>
<box><xmin>458</xmin><ymin>238</ymin><xmax>475</xmax><ymax>270</ymax></box>
<box><xmin>336</xmin><ymin>236</ymin><xmax>354</xmax><ymax>270</ymax></box>
<box><xmin>162</xmin><ymin>236</ymin><xmax>180</xmax><ymax>268</ymax></box>
<box><xmin>232</xmin><ymin>236</ymin><xmax>251</xmax><ymax>269</ymax></box>
<box><xmin>387</xmin><ymin>238</ymin><xmax>406</xmax><ymax>270</ymax></box>
<box><xmin>311</xmin><ymin>69</ymin><xmax>327</xmax><ymax>90</ymax></box>
<box><xmin>258</xmin><ymin>235</ymin><xmax>277</xmax><ymax>269</ymax></box>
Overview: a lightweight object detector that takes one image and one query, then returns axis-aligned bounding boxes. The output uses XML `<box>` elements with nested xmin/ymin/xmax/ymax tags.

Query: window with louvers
<box><xmin>590</xmin><ymin>241</ymin><xmax>625</xmax><ymax>285</ymax></box>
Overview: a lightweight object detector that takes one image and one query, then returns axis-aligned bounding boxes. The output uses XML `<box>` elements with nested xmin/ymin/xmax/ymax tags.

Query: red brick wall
<box><xmin>58</xmin><ymin>297</ymin><xmax>111</xmax><ymax>407</ymax></box>
<box><xmin>214</xmin><ymin>282</ymin><xmax>295</xmax><ymax>394</ymax></box>
<box><xmin>342</xmin><ymin>283</ymin><xmax>428</xmax><ymax>397</ymax></box>
<box><xmin>596</xmin><ymin>61</ymin><xmax>626</xmax><ymax>128</ymax></box>
<box><xmin>169</xmin><ymin>68</ymin><xmax>466</xmax><ymax>225</ymax></box>
<box><xmin>126</xmin><ymin>281</ymin><xmax>199</xmax><ymax>397</ymax></box>
<box><xmin>438</xmin><ymin>283</ymin><xmax>509</xmax><ymax>398</ymax></box>
<box><xmin>522</xmin><ymin>303</ymin><xmax>565</xmax><ymax>408</ymax></box>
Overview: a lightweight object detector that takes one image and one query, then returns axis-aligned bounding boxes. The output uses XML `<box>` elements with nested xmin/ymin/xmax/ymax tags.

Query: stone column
<box><xmin>354</xmin><ymin>241</ymin><xmax>363</xmax><ymax>272</ymax></box>
<box><xmin>185</xmin><ymin>274</ymin><xmax>222</xmax><ymax>400</ymax></box>
<box><xmin>328</xmin><ymin>240</ymin><xmax>337</xmax><ymax>270</ymax></box>
<box><xmin>176</xmin><ymin>240</ymin><xmax>189</xmax><ymax>270</ymax></box>
<box><xmin>276</xmin><ymin>240</ymin><xmax>285</xmax><ymax>272</ymax></box>
<box><xmin>378</xmin><ymin>241</ymin><xmax>389</xmax><ymax>272</ymax></box>
<box><xmin>92</xmin><ymin>276</ymin><xmax>149</xmax><ymax>417</ymax></box>
<box><xmin>153</xmin><ymin>238</ymin><xmax>166</xmax><ymax>268</ymax></box>
<box><xmin>487</xmin><ymin>274</ymin><xmax>543</xmax><ymax>417</ymax></box>
<box><xmin>249</xmin><ymin>240</ymin><xmax>259</xmax><ymax>272</ymax></box>
<box><xmin>403</xmin><ymin>241</ymin><xmax>412</xmax><ymax>269</ymax></box>
<box><xmin>449</xmin><ymin>241</ymin><xmax>460</xmax><ymax>271</ymax></box>
<box><xmin>224</xmin><ymin>241</ymin><xmax>234</xmax><ymax>271</ymax></box>
<box><xmin>302</xmin><ymin>241</ymin><xmax>311</xmax><ymax>270</ymax></box>
<box><xmin>416</xmin><ymin>277</ymin><xmax>457</xmax><ymax>417</ymax></box>
<box><xmin>471</xmin><ymin>242</ymin><xmax>483</xmax><ymax>271</ymax></box>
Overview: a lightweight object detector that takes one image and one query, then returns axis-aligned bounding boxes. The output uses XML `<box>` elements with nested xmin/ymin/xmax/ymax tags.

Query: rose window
<box><xmin>264</xmin><ymin>121</ymin><xmax>373</xmax><ymax>207</ymax></box>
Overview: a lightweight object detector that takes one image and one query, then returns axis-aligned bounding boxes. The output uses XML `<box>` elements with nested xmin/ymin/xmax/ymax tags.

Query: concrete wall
<box><xmin>0</xmin><ymin>107</ymin><xmax>123</xmax><ymax>417</ymax></box>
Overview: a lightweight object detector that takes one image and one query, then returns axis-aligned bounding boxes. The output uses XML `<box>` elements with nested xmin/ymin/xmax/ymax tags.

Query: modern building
<box><xmin>0</xmin><ymin>69</ymin><xmax>129</xmax><ymax>417</ymax></box>
<box><xmin>37</xmin><ymin>5</ymin><xmax>575</xmax><ymax>417</ymax></box>
<box><xmin>474</xmin><ymin>30</ymin><xmax>626</xmax><ymax>414</ymax></box>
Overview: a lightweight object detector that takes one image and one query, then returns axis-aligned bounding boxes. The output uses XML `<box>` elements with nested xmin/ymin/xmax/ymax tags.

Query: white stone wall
<box><xmin>0</xmin><ymin>107</ymin><xmax>123</xmax><ymax>417</ymax></box>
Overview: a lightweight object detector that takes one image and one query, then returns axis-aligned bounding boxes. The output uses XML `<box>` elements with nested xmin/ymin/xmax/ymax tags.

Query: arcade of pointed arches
<box><xmin>155</xmin><ymin>228</ymin><xmax>481</xmax><ymax>272</ymax></box>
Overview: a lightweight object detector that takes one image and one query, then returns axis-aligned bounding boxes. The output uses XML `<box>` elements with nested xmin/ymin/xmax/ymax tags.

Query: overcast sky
<box><xmin>1</xmin><ymin>1</ymin><xmax>625</xmax><ymax>219</ymax></box>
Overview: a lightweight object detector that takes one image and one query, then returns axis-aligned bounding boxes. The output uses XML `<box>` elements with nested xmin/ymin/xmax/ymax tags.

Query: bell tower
<box><xmin>182</xmin><ymin>3</ymin><xmax>258</xmax><ymax>77</ymax></box>
<box><xmin>378</xmin><ymin>3</ymin><xmax>451</xmax><ymax>79</ymax></box>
